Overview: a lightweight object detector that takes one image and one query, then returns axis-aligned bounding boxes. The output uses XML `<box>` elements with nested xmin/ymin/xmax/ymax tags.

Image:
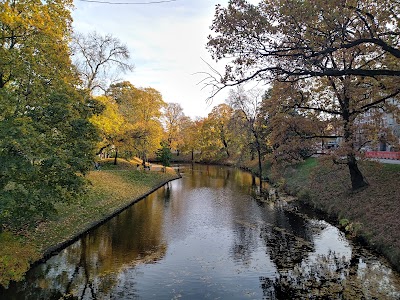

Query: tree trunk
<box><xmin>142</xmin><ymin>152</ymin><xmax>147</xmax><ymax>167</ymax></box>
<box><xmin>222</xmin><ymin>139</ymin><xmax>230</xmax><ymax>158</ymax></box>
<box><xmin>113</xmin><ymin>148</ymin><xmax>118</xmax><ymax>165</ymax></box>
<box><xmin>257</xmin><ymin>147</ymin><xmax>263</xmax><ymax>190</ymax></box>
<box><xmin>191</xmin><ymin>149</ymin><xmax>194</xmax><ymax>161</ymax></box>
<box><xmin>342</xmin><ymin>98</ymin><xmax>368</xmax><ymax>190</ymax></box>
<box><xmin>348</xmin><ymin>154</ymin><xmax>368</xmax><ymax>190</ymax></box>
<box><xmin>252</xmin><ymin>128</ymin><xmax>263</xmax><ymax>190</ymax></box>
<box><xmin>250</xmin><ymin>149</ymin><xmax>255</xmax><ymax>161</ymax></box>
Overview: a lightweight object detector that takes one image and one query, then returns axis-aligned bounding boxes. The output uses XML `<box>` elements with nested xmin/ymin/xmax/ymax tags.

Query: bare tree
<box><xmin>71</xmin><ymin>31</ymin><xmax>134</xmax><ymax>94</ymax></box>
<box><xmin>228</xmin><ymin>86</ymin><xmax>268</xmax><ymax>188</ymax></box>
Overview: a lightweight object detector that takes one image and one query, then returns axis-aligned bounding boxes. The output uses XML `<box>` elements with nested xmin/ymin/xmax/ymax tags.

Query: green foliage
<box><xmin>156</xmin><ymin>141</ymin><xmax>172</xmax><ymax>167</ymax></box>
<box><xmin>338</xmin><ymin>218</ymin><xmax>362</xmax><ymax>236</ymax></box>
<box><xmin>0</xmin><ymin>92</ymin><xmax>99</xmax><ymax>230</ymax></box>
<box><xmin>0</xmin><ymin>1</ymin><xmax>100</xmax><ymax>231</ymax></box>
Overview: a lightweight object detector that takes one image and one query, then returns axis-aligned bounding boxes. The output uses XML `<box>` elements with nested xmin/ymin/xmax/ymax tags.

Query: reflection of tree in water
<box><xmin>260</xmin><ymin>251</ymin><xmax>400</xmax><ymax>299</ymax></box>
<box><xmin>187</xmin><ymin>165</ymin><xmax>258</xmax><ymax>192</ymax></box>
<box><xmin>163</xmin><ymin>183</ymin><xmax>171</xmax><ymax>207</ymax></box>
<box><xmin>14</xmin><ymin>234</ymin><xmax>140</xmax><ymax>299</ymax></box>
<box><xmin>1</xmin><ymin>237</ymin><xmax>125</xmax><ymax>300</ymax></box>
<box><xmin>259</xmin><ymin>251</ymin><xmax>350</xmax><ymax>299</ymax></box>
<box><xmin>5</xmin><ymin>193</ymin><xmax>167</xmax><ymax>299</ymax></box>
<box><xmin>258</xmin><ymin>210</ymin><xmax>400</xmax><ymax>299</ymax></box>
<box><xmin>261</xmin><ymin>210</ymin><xmax>315</xmax><ymax>271</ymax></box>
<box><xmin>230</xmin><ymin>221</ymin><xmax>260</xmax><ymax>264</ymax></box>
<box><xmin>64</xmin><ymin>236</ymin><xmax>137</xmax><ymax>300</ymax></box>
<box><xmin>223</xmin><ymin>169</ymin><xmax>231</xmax><ymax>188</ymax></box>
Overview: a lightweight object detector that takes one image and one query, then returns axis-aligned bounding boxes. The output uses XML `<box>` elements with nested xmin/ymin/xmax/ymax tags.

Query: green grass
<box><xmin>278</xmin><ymin>157</ymin><xmax>318</xmax><ymax>196</ymax></box>
<box><xmin>383</xmin><ymin>163</ymin><xmax>400</xmax><ymax>172</ymax></box>
<box><xmin>0</xmin><ymin>159</ymin><xmax>179</xmax><ymax>288</ymax></box>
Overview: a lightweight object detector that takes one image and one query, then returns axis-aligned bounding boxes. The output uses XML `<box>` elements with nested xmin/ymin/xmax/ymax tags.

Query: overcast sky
<box><xmin>72</xmin><ymin>0</ymin><xmax>255</xmax><ymax>118</ymax></box>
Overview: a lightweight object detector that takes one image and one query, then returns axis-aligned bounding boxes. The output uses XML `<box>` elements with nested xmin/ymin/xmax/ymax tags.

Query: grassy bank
<box><xmin>277</xmin><ymin>157</ymin><xmax>400</xmax><ymax>272</ymax></box>
<box><xmin>0</xmin><ymin>159</ymin><xmax>180</xmax><ymax>288</ymax></box>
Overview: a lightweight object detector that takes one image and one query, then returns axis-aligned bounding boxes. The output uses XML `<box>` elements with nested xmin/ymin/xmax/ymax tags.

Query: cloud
<box><xmin>72</xmin><ymin>0</ymin><xmax>258</xmax><ymax>118</ymax></box>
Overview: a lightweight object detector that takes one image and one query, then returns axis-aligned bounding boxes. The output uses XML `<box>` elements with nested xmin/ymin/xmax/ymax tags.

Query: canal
<box><xmin>2</xmin><ymin>164</ymin><xmax>400</xmax><ymax>299</ymax></box>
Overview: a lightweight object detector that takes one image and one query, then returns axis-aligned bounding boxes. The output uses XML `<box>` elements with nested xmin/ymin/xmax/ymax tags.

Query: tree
<box><xmin>156</xmin><ymin>141</ymin><xmax>172</xmax><ymax>168</ymax></box>
<box><xmin>207</xmin><ymin>0</ymin><xmax>400</xmax><ymax>84</ymax></box>
<box><xmin>199</xmin><ymin>115</ymin><xmax>226</xmax><ymax>161</ymax></box>
<box><xmin>207</xmin><ymin>104</ymin><xmax>235</xmax><ymax>158</ymax></box>
<box><xmin>174</xmin><ymin>115</ymin><xmax>192</xmax><ymax>157</ymax></box>
<box><xmin>207</xmin><ymin>0</ymin><xmax>400</xmax><ymax>190</ymax></box>
<box><xmin>228</xmin><ymin>87</ymin><xmax>269</xmax><ymax>186</ymax></box>
<box><xmin>107</xmin><ymin>82</ymin><xmax>166</xmax><ymax>163</ymax></box>
<box><xmin>0</xmin><ymin>0</ymin><xmax>75</xmax><ymax>93</ymax></box>
<box><xmin>179</xmin><ymin>118</ymin><xmax>201</xmax><ymax>161</ymax></box>
<box><xmin>0</xmin><ymin>0</ymin><xmax>100</xmax><ymax>230</ymax></box>
<box><xmin>89</xmin><ymin>95</ymin><xmax>128</xmax><ymax>164</ymax></box>
<box><xmin>71</xmin><ymin>31</ymin><xmax>134</xmax><ymax>94</ymax></box>
<box><xmin>162</xmin><ymin>103</ymin><xmax>185</xmax><ymax>153</ymax></box>
<box><xmin>264</xmin><ymin>82</ymin><xmax>326</xmax><ymax>164</ymax></box>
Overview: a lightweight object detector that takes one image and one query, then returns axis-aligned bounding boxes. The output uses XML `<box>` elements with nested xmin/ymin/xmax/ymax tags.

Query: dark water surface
<box><xmin>2</xmin><ymin>164</ymin><xmax>400</xmax><ymax>299</ymax></box>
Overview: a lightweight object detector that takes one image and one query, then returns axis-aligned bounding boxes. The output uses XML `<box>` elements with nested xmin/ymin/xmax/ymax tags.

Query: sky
<box><xmin>72</xmin><ymin>0</ymin><xmax>255</xmax><ymax>119</ymax></box>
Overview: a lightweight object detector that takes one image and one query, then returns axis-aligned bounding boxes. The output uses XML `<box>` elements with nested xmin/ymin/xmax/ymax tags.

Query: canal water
<box><xmin>2</xmin><ymin>164</ymin><xmax>400</xmax><ymax>299</ymax></box>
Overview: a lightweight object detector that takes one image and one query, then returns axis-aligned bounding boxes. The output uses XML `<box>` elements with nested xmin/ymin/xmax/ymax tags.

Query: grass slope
<box><xmin>0</xmin><ymin>159</ymin><xmax>180</xmax><ymax>288</ymax></box>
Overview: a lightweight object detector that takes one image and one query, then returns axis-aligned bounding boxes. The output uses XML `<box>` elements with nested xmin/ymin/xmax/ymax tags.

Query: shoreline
<box><xmin>36</xmin><ymin>175</ymin><xmax>181</xmax><ymax>267</ymax></box>
<box><xmin>277</xmin><ymin>159</ymin><xmax>400</xmax><ymax>274</ymax></box>
<box><xmin>0</xmin><ymin>165</ymin><xmax>181</xmax><ymax>288</ymax></box>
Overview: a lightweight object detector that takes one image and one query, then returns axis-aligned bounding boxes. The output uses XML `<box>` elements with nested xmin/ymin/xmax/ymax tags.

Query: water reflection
<box><xmin>260</xmin><ymin>217</ymin><xmax>400</xmax><ymax>299</ymax></box>
<box><xmin>2</xmin><ymin>188</ymin><xmax>168</xmax><ymax>300</ymax></box>
<box><xmin>1</xmin><ymin>164</ymin><xmax>400</xmax><ymax>299</ymax></box>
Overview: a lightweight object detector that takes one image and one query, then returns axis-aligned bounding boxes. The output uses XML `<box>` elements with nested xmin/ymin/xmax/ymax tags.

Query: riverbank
<box><xmin>0</xmin><ymin>159</ymin><xmax>180</xmax><ymax>288</ymax></box>
<box><xmin>197</xmin><ymin>155</ymin><xmax>400</xmax><ymax>272</ymax></box>
<box><xmin>268</xmin><ymin>157</ymin><xmax>400</xmax><ymax>273</ymax></box>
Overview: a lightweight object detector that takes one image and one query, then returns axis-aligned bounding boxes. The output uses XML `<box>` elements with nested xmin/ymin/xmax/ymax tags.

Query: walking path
<box><xmin>371</xmin><ymin>158</ymin><xmax>400</xmax><ymax>164</ymax></box>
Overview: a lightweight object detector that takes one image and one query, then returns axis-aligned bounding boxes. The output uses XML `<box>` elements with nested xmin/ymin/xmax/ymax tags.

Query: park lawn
<box><xmin>280</xmin><ymin>157</ymin><xmax>400</xmax><ymax>272</ymax></box>
<box><xmin>0</xmin><ymin>159</ymin><xmax>180</xmax><ymax>288</ymax></box>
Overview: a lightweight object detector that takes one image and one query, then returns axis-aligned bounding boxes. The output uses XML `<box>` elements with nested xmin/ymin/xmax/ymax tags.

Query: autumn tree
<box><xmin>265</xmin><ymin>82</ymin><xmax>326</xmax><ymax>164</ymax></box>
<box><xmin>162</xmin><ymin>102</ymin><xmax>186</xmax><ymax>154</ymax></box>
<box><xmin>207</xmin><ymin>0</ymin><xmax>400</xmax><ymax>190</ymax></box>
<box><xmin>89</xmin><ymin>95</ymin><xmax>128</xmax><ymax>164</ymax></box>
<box><xmin>179</xmin><ymin>118</ymin><xmax>201</xmax><ymax>161</ymax></box>
<box><xmin>199</xmin><ymin>115</ymin><xmax>226</xmax><ymax>161</ymax></box>
<box><xmin>207</xmin><ymin>104</ymin><xmax>235</xmax><ymax>158</ymax></box>
<box><xmin>0</xmin><ymin>0</ymin><xmax>99</xmax><ymax>229</ymax></box>
<box><xmin>228</xmin><ymin>87</ymin><xmax>270</xmax><ymax>185</ymax></box>
<box><xmin>105</xmin><ymin>81</ymin><xmax>142</xmax><ymax>163</ymax></box>
<box><xmin>71</xmin><ymin>31</ymin><xmax>134</xmax><ymax>94</ymax></box>
<box><xmin>107</xmin><ymin>82</ymin><xmax>165</xmax><ymax>163</ymax></box>
<box><xmin>175</xmin><ymin>115</ymin><xmax>193</xmax><ymax>157</ymax></box>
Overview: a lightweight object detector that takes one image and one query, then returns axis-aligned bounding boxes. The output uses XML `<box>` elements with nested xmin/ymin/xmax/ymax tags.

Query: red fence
<box><xmin>365</xmin><ymin>151</ymin><xmax>400</xmax><ymax>160</ymax></box>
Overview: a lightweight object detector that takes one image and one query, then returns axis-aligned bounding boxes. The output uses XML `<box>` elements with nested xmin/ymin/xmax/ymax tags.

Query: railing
<box><xmin>365</xmin><ymin>151</ymin><xmax>400</xmax><ymax>160</ymax></box>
